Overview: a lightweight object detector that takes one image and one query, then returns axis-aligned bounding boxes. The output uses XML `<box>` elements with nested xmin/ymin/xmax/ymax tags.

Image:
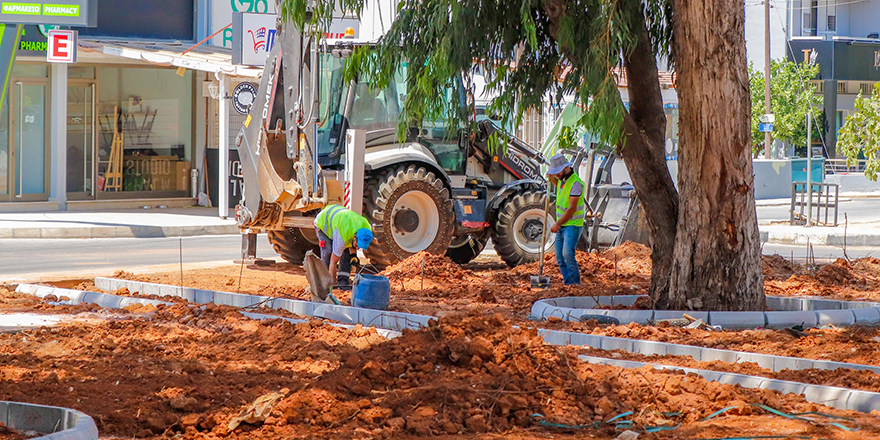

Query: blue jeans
<box><xmin>554</xmin><ymin>225</ymin><xmax>583</xmax><ymax>285</ymax></box>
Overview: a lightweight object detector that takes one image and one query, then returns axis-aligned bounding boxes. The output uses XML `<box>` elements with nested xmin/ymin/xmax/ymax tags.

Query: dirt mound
<box><xmin>600</xmin><ymin>241</ymin><xmax>650</xmax><ymax>261</ymax></box>
<box><xmin>512</xmin><ymin>251</ymin><xmax>648</xmax><ymax>285</ymax></box>
<box><xmin>263</xmin><ymin>314</ymin><xmax>804</xmax><ymax>437</ymax></box>
<box><xmin>762</xmin><ymin>255</ymin><xmax>803</xmax><ymax>277</ymax></box>
<box><xmin>109</xmin><ymin>270</ymin><xmax>153</xmax><ymax>283</ymax></box>
<box><xmin>815</xmin><ymin>259</ymin><xmax>864</xmax><ymax>286</ymax></box>
<box><xmin>852</xmin><ymin>257</ymin><xmax>880</xmax><ymax>278</ymax></box>
<box><xmin>383</xmin><ymin>252</ymin><xmax>472</xmax><ymax>283</ymax></box>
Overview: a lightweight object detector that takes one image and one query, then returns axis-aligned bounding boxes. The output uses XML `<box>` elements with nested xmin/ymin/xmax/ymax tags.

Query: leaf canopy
<box><xmin>279</xmin><ymin>0</ymin><xmax>673</xmax><ymax>147</ymax></box>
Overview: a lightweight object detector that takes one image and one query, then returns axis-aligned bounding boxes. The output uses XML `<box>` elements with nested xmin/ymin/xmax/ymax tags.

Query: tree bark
<box><xmin>670</xmin><ymin>0</ymin><xmax>765</xmax><ymax>310</ymax></box>
<box><xmin>618</xmin><ymin>0</ymin><xmax>680</xmax><ymax>308</ymax></box>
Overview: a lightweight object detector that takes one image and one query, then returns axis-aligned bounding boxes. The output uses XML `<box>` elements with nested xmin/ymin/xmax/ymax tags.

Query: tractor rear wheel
<box><xmin>363</xmin><ymin>165</ymin><xmax>455</xmax><ymax>269</ymax></box>
<box><xmin>492</xmin><ymin>189</ymin><xmax>556</xmax><ymax>268</ymax></box>
<box><xmin>268</xmin><ymin>227</ymin><xmax>319</xmax><ymax>265</ymax></box>
<box><xmin>445</xmin><ymin>233</ymin><xmax>489</xmax><ymax>264</ymax></box>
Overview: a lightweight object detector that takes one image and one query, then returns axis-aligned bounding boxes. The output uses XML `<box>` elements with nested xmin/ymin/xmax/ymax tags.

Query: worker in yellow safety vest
<box><xmin>313</xmin><ymin>204</ymin><xmax>374</xmax><ymax>289</ymax></box>
<box><xmin>546</xmin><ymin>153</ymin><xmax>587</xmax><ymax>285</ymax></box>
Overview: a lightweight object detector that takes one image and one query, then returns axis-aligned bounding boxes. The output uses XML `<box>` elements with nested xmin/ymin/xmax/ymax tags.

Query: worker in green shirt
<box><xmin>313</xmin><ymin>204</ymin><xmax>374</xmax><ymax>289</ymax></box>
<box><xmin>546</xmin><ymin>153</ymin><xmax>587</xmax><ymax>285</ymax></box>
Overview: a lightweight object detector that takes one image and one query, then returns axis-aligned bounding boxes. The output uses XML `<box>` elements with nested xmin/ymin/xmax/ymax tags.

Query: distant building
<box><xmin>786</xmin><ymin>0</ymin><xmax>880</xmax><ymax>158</ymax></box>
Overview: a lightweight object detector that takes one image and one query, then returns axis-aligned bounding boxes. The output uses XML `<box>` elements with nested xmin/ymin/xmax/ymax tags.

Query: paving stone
<box><xmin>707</xmin><ymin>311</ymin><xmax>766</xmax><ymax>329</ymax></box>
<box><xmin>764</xmin><ymin>311</ymin><xmax>818</xmax><ymax>329</ymax></box>
<box><xmin>700</xmin><ymin>348</ymin><xmax>739</xmax><ymax>364</ymax></box>
<box><xmin>852</xmin><ymin>307</ymin><xmax>880</xmax><ymax>325</ymax></box>
<box><xmin>758</xmin><ymin>378</ymin><xmax>807</xmax><ymax>396</ymax></box>
<box><xmin>568</xmin><ymin>333</ymin><xmax>603</xmax><ymax>349</ymax></box>
<box><xmin>610</xmin><ymin>295</ymin><xmax>646</xmax><ymax>307</ymax></box>
<box><xmin>804</xmin><ymin>385</ymin><xmax>853</xmax><ymax>411</ymax></box>
<box><xmin>605</xmin><ymin>310</ymin><xmax>654</xmax><ymax>325</ymax></box>
<box><xmin>802</xmin><ymin>298</ymin><xmax>843</xmax><ymax>311</ymax></box>
<box><xmin>816</xmin><ymin>310</ymin><xmax>855</xmax><ymax>326</ymax></box>
<box><xmin>736</xmin><ymin>352</ymin><xmax>775</xmax><ymax>370</ymax></box>
<box><xmin>665</xmin><ymin>343</ymin><xmax>704</xmax><ymax>360</ymax></box>
<box><xmin>599</xmin><ymin>337</ymin><xmax>634</xmax><ymax>352</ymax></box>
<box><xmin>632</xmin><ymin>340</ymin><xmax>669</xmax><ymax>356</ymax></box>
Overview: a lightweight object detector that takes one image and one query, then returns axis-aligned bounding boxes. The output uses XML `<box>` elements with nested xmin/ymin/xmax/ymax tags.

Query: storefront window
<box><xmin>12</xmin><ymin>64</ymin><xmax>47</xmax><ymax>78</ymax></box>
<box><xmin>69</xmin><ymin>66</ymin><xmax>95</xmax><ymax>79</ymax></box>
<box><xmin>97</xmin><ymin>67</ymin><xmax>192</xmax><ymax>193</ymax></box>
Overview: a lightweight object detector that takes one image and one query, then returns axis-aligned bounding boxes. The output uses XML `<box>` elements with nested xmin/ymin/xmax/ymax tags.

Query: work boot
<box><xmin>336</xmin><ymin>275</ymin><xmax>352</xmax><ymax>291</ymax></box>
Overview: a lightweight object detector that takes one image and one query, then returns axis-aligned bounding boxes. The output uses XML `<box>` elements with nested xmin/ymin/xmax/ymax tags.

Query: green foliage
<box><xmin>279</xmin><ymin>0</ymin><xmax>673</xmax><ymax>148</ymax></box>
<box><xmin>557</xmin><ymin>126</ymin><xmax>578</xmax><ymax>151</ymax></box>
<box><xmin>748</xmin><ymin>59</ymin><xmax>821</xmax><ymax>154</ymax></box>
<box><xmin>838</xmin><ymin>84</ymin><xmax>880</xmax><ymax>181</ymax></box>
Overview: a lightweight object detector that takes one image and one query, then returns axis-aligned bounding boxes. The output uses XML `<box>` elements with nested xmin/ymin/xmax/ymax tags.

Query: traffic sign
<box><xmin>46</xmin><ymin>29</ymin><xmax>75</xmax><ymax>63</ymax></box>
<box><xmin>760</xmin><ymin>114</ymin><xmax>775</xmax><ymax>123</ymax></box>
<box><xmin>759</xmin><ymin>123</ymin><xmax>773</xmax><ymax>132</ymax></box>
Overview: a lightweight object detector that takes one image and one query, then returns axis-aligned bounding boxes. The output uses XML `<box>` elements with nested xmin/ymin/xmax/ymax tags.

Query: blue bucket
<box><xmin>352</xmin><ymin>274</ymin><xmax>391</xmax><ymax>310</ymax></box>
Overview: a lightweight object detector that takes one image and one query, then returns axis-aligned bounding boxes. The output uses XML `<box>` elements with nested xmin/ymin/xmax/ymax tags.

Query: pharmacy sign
<box><xmin>0</xmin><ymin>0</ymin><xmax>96</xmax><ymax>26</ymax></box>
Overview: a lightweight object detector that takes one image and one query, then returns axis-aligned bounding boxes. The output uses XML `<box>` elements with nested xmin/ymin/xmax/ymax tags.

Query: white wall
<box><xmin>846</xmin><ymin>0</ymin><xmax>880</xmax><ymax>38</ymax></box>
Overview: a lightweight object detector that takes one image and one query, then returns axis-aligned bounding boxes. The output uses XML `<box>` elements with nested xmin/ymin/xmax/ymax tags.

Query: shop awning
<box><xmin>78</xmin><ymin>39</ymin><xmax>263</xmax><ymax>78</ymax></box>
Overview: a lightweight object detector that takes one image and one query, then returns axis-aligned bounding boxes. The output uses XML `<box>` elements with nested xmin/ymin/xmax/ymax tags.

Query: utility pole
<box><xmin>763</xmin><ymin>0</ymin><xmax>773</xmax><ymax>159</ymax></box>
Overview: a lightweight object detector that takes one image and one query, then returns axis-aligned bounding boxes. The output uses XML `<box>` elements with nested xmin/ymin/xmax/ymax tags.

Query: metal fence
<box><xmin>824</xmin><ymin>158</ymin><xmax>867</xmax><ymax>175</ymax></box>
<box><xmin>790</xmin><ymin>182</ymin><xmax>839</xmax><ymax>227</ymax></box>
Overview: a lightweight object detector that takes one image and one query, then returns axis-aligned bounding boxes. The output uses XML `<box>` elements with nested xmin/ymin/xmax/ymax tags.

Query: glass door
<box><xmin>67</xmin><ymin>83</ymin><xmax>95</xmax><ymax>198</ymax></box>
<box><xmin>11</xmin><ymin>82</ymin><xmax>48</xmax><ymax>201</ymax></box>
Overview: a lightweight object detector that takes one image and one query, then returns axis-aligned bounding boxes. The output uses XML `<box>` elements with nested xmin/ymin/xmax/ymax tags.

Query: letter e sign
<box><xmin>47</xmin><ymin>30</ymin><xmax>77</xmax><ymax>63</ymax></box>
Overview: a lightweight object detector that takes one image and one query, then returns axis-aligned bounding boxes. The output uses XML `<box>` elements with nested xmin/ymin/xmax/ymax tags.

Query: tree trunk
<box><xmin>670</xmin><ymin>0</ymin><xmax>765</xmax><ymax>310</ymax></box>
<box><xmin>618</xmin><ymin>0</ymin><xmax>680</xmax><ymax>308</ymax></box>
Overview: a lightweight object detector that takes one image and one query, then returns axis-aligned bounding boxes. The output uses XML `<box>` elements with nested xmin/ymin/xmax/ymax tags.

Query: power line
<box><xmin>745</xmin><ymin>0</ymin><xmax>875</xmax><ymax>10</ymax></box>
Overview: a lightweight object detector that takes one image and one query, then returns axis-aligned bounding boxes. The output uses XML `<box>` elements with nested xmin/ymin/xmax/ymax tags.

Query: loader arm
<box><xmin>470</xmin><ymin>119</ymin><xmax>547</xmax><ymax>183</ymax></box>
<box><xmin>234</xmin><ymin>13</ymin><xmax>326</xmax><ymax>230</ymax></box>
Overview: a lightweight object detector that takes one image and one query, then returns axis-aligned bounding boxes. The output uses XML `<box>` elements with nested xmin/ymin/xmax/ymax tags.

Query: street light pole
<box><xmin>764</xmin><ymin>0</ymin><xmax>773</xmax><ymax>159</ymax></box>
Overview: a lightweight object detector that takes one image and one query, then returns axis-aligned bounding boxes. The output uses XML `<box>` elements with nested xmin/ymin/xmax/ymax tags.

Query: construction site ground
<box><xmin>5</xmin><ymin>243</ymin><xmax>880</xmax><ymax>439</ymax></box>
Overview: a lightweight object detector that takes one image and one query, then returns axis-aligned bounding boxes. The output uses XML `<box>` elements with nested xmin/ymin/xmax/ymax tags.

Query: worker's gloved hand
<box><xmin>350</xmin><ymin>255</ymin><xmax>361</xmax><ymax>267</ymax></box>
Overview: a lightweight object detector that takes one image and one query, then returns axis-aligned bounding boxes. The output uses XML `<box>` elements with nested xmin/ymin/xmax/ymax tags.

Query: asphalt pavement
<box><xmin>0</xmin><ymin>234</ymin><xmax>277</xmax><ymax>283</ymax></box>
<box><xmin>0</xmin><ymin>233</ymin><xmax>873</xmax><ymax>283</ymax></box>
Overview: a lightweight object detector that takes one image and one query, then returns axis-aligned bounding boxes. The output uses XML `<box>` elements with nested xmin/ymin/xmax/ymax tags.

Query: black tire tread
<box><xmin>363</xmin><ymin>164</ymin><xmax>455</xmax><ymax>269</ymax></box>
<box><xmin>491</xmin><ymin>189</ymin><xmax>550</xmax><ymax>268</ymax></box>
<box><xmin>267</xmin><ymin>228</ymin><xmax>319</xmax><ymax>265</ymax></box>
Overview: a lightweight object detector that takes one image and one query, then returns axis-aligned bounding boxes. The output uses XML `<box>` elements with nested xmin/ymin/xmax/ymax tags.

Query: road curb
<box><xmin>760</xmin><ymin>227</ymin><xmax>880</xmax><ymax>247</ymax></box>
<box><xmin>0</xmin><ymin>224</ymin><xmax>239</xmax><ymax>239</ymax></box>
<box><xmin>0</xmin><ymin>401</ymin><xmax>98</xmax><ymax>440</ymax></box>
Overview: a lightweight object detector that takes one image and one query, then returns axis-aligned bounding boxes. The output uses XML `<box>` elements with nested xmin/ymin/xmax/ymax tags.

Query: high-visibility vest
<box><xmin>555</xmin><ymin>173</ymin><xmax>586</xmax><ymax>227</ymax></box>
<box><xmin>314</xmin><ymin>204</ymin><xmax>372</xmax><ymax>247</ymax></box>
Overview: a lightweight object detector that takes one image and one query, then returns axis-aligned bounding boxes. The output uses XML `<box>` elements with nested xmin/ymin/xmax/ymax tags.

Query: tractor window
<box><xmin>417</xmin><ymin>84</ymin><xmax>467</xmax><ymax>174</ymax></box>
<box><xmin>349</xmin><ymin>71</ymin><xmax>403</xmax><ymax>131</ymax></box>
<box><xmin>317</xmin><ymin>54</ymin><xmax>347</xmax><ymax>156</ymax></box>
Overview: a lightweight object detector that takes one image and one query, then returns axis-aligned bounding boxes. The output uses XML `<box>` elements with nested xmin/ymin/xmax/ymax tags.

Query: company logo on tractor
<box><xmin>509</xmin><ymin>151</ymin><xmax>540</xmax><ymax>180</ymax></box>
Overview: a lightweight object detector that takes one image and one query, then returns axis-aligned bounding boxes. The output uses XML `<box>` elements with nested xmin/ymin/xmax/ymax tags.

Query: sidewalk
<box><xmin>0</xmin><ymin>207</ymin><xmax>238</xmax><ymax>239</ymax></box>
<box><xmin>1</xmin><ymin>203</ymin><xmax>879</xmax><ymax>246</ymax></box>
<box><xmin>760</xmin><ymin>222</ymin><xmax>880</xmax><ymax>247</ymax></box>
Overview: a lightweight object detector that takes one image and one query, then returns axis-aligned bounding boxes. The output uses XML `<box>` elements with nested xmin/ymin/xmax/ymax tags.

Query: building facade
<box><xmin>0</xmin><ymin>0</ymin><xmax>276</xmax><ymax>211</ymax></box>
<box><xmin>785</xmin><ymin>0</ymin><xmax>880</xmax><ymax>158</ymax></box>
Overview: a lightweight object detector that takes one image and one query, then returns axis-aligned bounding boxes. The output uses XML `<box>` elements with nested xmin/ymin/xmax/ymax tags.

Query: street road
<box><xmin>0</xmin><ymin>235</ymin><xmax>277</xmax><ymax>279</ymax></box>
<box><xmin>0</xmin><ymin>234</ymin><xmax>876</xmax><ymax>281</ymax></box>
